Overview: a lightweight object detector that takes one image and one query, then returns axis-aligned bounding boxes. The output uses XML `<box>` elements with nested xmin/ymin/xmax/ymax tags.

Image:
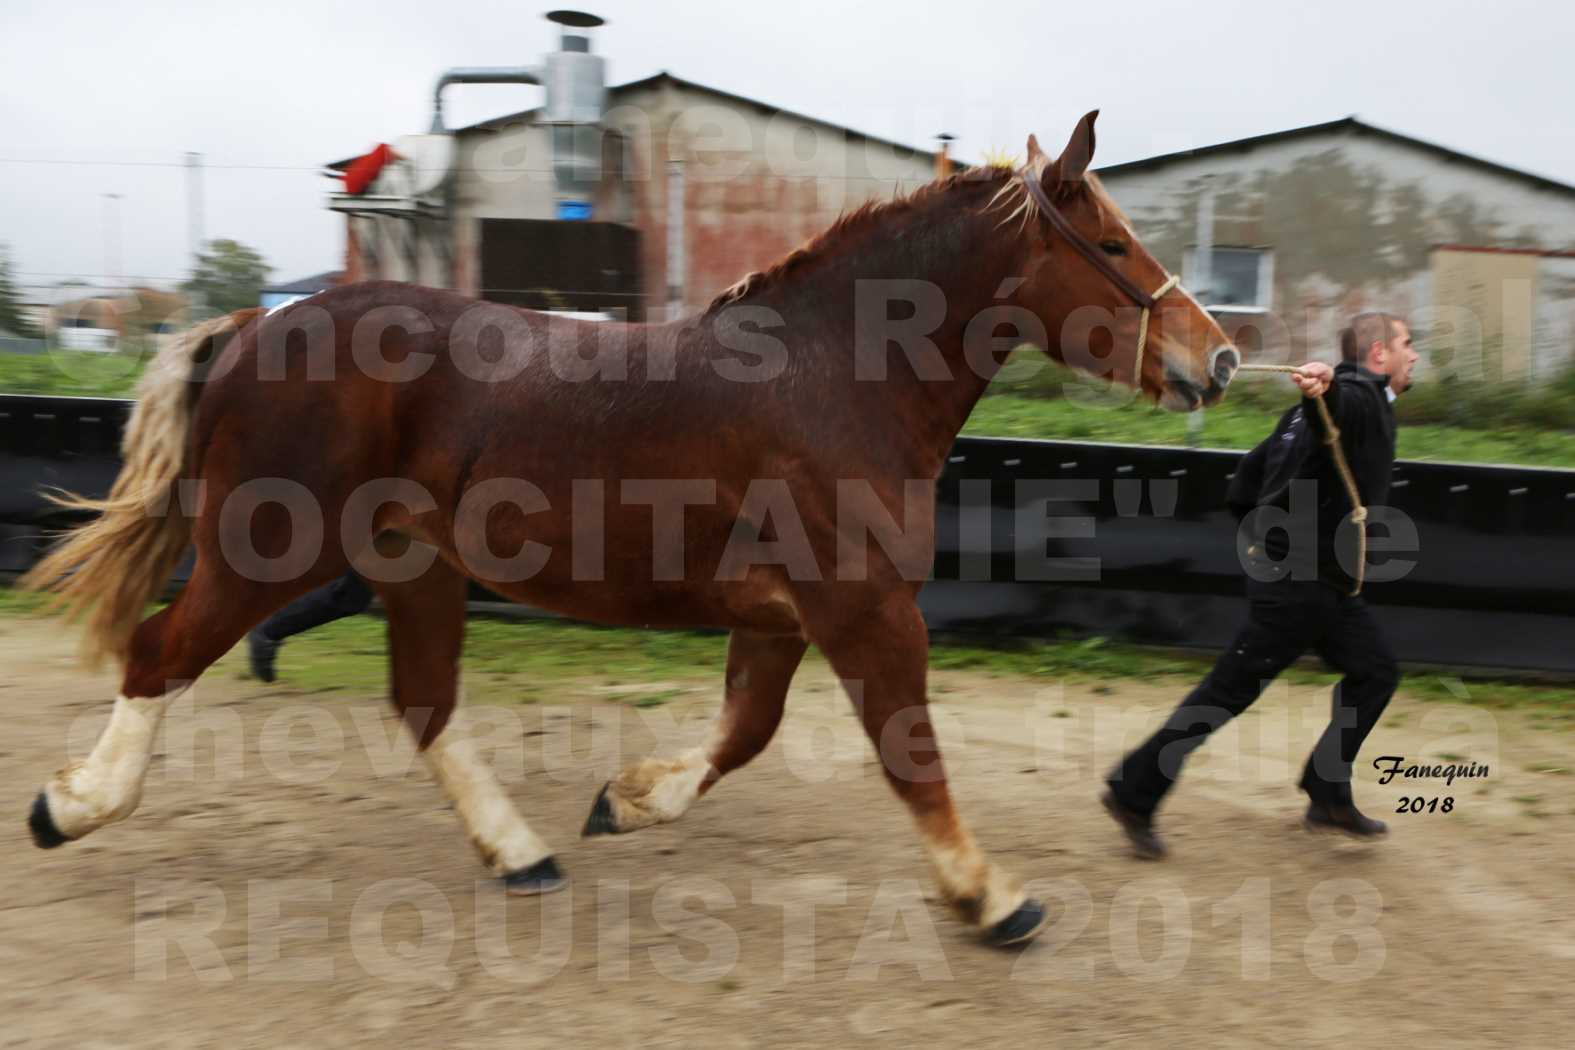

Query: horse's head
<box><xmin>1008</xmin><ymin>111</ymin><xmax>1238</xmax><ymax>410</ymax></box>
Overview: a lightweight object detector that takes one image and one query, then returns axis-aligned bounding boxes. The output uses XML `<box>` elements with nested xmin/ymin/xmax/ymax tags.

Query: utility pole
<box><xmin>1193</xmin><ymin>175</ymin><xmax>1214</xmax><ymax>304</ymax></box>
<box><xmin>185</xmin><ymin>152</ymin><xmax>206</xmax><ymax>316</ymax></box>
<box><xmin>102</xmin><ymin>192</ymin><xmax>123</xmax><ymax>290</ymax></box>
<box><xmin>185</xmin><ymin>152</ymin><xmax>206</xmax><ymax>263</ymax></box>
<box><xmin>1187</xmin><ymin>176</ymin><xmax>1215</xmax><ymax>447</ymax></box>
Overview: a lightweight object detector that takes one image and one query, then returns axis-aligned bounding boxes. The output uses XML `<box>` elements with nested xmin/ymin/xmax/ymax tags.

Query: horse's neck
<box><xmin>772</xmin><ymin>200</ymin><xmax>1016</xmax><ymax>472</ymax></box>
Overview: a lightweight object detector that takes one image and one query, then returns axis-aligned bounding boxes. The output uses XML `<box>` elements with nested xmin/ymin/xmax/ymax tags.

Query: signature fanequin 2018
<box><xmin>1373</xmin><ymin>755</ymin><xmax>1490</xmax><ymax>814</ymax></box>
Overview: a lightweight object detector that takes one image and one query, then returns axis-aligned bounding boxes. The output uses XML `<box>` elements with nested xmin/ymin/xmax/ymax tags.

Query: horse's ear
<box><xmin>1047</xmin><ymin>110</ymin><xmax>1099</xmax><ymax>192</ymax></box>
<box><xmin>1025</xmin><ymin>133</ymin><xmax>1047</xmax><ymax>166</ymax></box>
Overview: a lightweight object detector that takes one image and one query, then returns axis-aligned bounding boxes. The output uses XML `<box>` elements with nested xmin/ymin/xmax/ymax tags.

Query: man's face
<box><xmin>1385</xmin><ymin>322</ymin><xmax>1418</xmax><ymax>394</ymax></box>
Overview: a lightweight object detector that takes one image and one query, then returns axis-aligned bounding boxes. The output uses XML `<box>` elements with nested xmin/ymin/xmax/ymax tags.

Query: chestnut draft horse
<box><xmin>23</xmin><ymin>112</ymin><xmax>1238</xmax><ymax>947</ymax></box>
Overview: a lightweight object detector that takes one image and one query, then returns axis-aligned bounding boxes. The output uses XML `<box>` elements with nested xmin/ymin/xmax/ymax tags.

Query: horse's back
<box><xmin>193</xmin><ymin>281</ymin><xmax>783</xmax><ymax>492</ymax></box>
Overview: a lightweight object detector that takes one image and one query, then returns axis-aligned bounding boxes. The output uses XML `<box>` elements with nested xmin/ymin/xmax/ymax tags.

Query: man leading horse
<box><xmin>1104</xmin><ymin>312</ymin><xmax>1419</xmax><ymax>856</ymax></box>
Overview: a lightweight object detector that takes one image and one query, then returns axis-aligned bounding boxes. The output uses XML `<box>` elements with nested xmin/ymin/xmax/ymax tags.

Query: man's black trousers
<box><xmin>254</xmin><ymin>571</ymin><xmax>373</xmax><ymax>643</ymax></box>
<box><xmin>1108</xmin><ymin>577</ymin><xmax>1399</xmax><ymax>815</ymax></box>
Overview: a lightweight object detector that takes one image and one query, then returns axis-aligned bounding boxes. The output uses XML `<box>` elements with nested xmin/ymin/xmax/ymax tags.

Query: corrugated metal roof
<box><xmin>1095</xmin><ymin>116</ymin><xmax>1575</xmax><ymax>196</ymax></box>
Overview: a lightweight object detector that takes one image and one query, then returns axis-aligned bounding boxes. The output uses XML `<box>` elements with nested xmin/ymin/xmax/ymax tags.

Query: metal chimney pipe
<box><xmin>934</xmin><ymin>133</ymin><xmax>955</xmax><ymax>179</ymax></box>
<box><xmin>541</xmin><ymin>10</ymin><xmax>606</xmax><ymax>124</ymax></box>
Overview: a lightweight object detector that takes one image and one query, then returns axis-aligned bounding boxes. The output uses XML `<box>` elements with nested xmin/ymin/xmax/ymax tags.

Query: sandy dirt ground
<box><xmin>2</xmin><ymin>615</ymin><xmax>1572</xmax><ymax>1049</ymax></box>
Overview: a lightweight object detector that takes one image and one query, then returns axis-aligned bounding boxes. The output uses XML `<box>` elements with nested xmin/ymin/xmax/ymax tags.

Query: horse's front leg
<box><xmin>583</xmin><ymin>629</ymin><xmax>807</xmax><ymax>836</ymax></box>
<box><xmin>808</xmin><ymin>591</ymin><xmax>1047</xmax><ymax>947</ymax></box>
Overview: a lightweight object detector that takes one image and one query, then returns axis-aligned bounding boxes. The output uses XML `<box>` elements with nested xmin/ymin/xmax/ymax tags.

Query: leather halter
<box><xmin>1019</xmin><ymin>171</ymin><xmax>1182</xmax><ymax>387</ymax></box>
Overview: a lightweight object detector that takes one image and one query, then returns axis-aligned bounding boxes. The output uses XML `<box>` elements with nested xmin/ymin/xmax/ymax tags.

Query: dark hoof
<box><xmin>984</xmin><ymin>898</ymin><xmax>1048</xmax><ymax>948</ymax></box>
<box><xmin>503</xmin><ymin>855</ymin><xmax>567</xmax><ymax>895</ymax></box>
<box><xmin>29</xmin><ymin>792</ymin><xmax>70</xmax><ymax>850</ymax></box>
<box><xmin>581</xmin><ymin>783</ymin><xmax>619</xmax><ymax>837</ymax></box>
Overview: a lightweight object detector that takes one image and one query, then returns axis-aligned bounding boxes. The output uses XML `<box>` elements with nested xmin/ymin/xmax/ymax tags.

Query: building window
<box><xmin>1183</xmin><ymin>247</ymin><xmax>1274</xmax><ymax>311</ymax></box>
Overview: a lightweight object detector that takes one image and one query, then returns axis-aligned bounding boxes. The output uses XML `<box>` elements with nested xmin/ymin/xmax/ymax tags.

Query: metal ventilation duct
<box><xmin>429</xmin><ymin>67</ymin><xmax>542</xmax><ymax>135</ymax></box>
<box><xmin>426</xmin><ymin>10</ymin><xmax>607</xmax><ymax>205</ymax></box>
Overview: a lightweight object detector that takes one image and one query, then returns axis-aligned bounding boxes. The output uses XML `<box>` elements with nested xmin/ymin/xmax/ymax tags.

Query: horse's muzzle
<box><xmin>1162</xmin><ymin>345</ymin><xmax>1238</xmax><ymax>411</ymax></box>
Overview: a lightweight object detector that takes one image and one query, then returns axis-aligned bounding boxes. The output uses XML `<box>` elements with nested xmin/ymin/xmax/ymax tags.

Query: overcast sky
<box><xmin>2</xmin><ymin>0</ymin><xmax>1568</xmax><ymax>298</ymax></box>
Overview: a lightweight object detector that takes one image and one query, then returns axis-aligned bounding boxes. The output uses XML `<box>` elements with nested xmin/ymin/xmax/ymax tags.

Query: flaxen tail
<box><xmin>19</xmin><ymin>308</ymin><xmax>263</xmax><ymax>667</ymax></box>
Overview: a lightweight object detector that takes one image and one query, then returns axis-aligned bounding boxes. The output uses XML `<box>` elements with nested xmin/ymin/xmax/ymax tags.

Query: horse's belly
<box><xmin>483</xmin><ymin>568</ymin><xmax>803</xmax><ymax>635</ymax></box>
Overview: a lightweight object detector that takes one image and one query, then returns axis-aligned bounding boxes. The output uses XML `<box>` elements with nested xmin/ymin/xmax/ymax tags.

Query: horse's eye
<box><xmin>1099</xmin><ymin>240</ymin><xmax>1127</xmax><ymax>257</ymax></box>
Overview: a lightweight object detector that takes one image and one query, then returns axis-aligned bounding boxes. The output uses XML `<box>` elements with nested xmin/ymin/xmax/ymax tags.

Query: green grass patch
<box><xmin>0</xmin><ymin>347</ymin><xmax>151</xmax><ymax>398</ymax></box>
<box><xmin>5</xmin><ymin>585</ymin><xmax>1573</xmax><ymax>714</ymax></box>
<box><xmin>961</xmin><ymin>392</ymin><xmax>1575</xmax><ymax>468</ymax></box>
<box><xmin>0</xmin><ymin>587</ymin><xmax>50</xmax><ymax>615</ymax></box>
<box><xmin>5</xmin><ymin>347</ymin><xmax>1575</xmax><ymax>467</ymax></box>
<box><xmin>200</xmin><ymin>606</ymin><xmax>1575</xmax><ymax>715</ymax></box>
<box><xmin>927</xmin><ymin>631</ymin><xmax>1575</xmax><ymax>714</ymax></box>
<box><xmin>244</xmin><ymin>614</ymin><xmax>732</xmax><ymax>700</ymax></box>
<box><xmin>965</xmin><ymin>352</ymin><xmax>1575</xmax><ymax>468</ymax></box>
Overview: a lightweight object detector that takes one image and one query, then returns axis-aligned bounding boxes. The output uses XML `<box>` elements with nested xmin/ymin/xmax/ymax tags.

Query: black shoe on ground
<box><xmin>247</xmin><ymin>630</ymin><xmax>279</xmax><ymax>683</ymax></box>
<box><xmin>1101</xmin><ymin>789</ymin><xmax>1167</xmax><ymax>860</ymax></box>
<box><xmin>1304</xmin><ymin>800</ymin><xmax>1388</xmax><ymax>840</ymax></box>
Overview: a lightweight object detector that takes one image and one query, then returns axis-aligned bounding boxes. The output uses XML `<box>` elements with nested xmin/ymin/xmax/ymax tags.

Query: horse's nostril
<box><xmin>1210</xmin><ymin>346</ymin><xmax>1241</xmax><ymax>386</ymax></box>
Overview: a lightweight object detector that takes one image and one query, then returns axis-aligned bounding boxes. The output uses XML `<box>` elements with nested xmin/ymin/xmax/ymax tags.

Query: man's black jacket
<box><xmin>1227</xmin><ymin>362</ymin><xmax>1397</xmax><ymax>590</ymax></box>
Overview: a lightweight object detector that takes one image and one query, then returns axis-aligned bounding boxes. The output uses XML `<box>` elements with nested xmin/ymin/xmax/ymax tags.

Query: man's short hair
<box><xmin>1341</xmin><ymin>312</ymin><xmax>1404</xmax><ymax>363</ymax></box>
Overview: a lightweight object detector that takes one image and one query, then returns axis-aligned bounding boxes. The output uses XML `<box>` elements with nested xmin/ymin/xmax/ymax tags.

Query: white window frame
<box><xmin>1183</xmin><ymin>246</ymin><xmax>1275</xmax><ymax>313</ymax></box>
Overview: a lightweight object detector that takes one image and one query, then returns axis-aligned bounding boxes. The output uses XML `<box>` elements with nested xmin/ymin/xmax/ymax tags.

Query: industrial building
<box><xmin>323</xmin><ymin>11</ymin><xmax>941</xmax><ymax>322</ymax></box>
<box><xmin>322</xmin><ymin>13</ymin><xmax>1575</xmax><ymax>379</ymax></box>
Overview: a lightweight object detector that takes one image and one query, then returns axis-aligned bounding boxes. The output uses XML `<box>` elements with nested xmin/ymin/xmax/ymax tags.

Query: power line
<box><xmin>0</xmin><ymin>158</ymin><xmax>324</xmax><ymax>171</ymax></box>
<box><xmin>20</xmin><ymin>271</ymin><xmax>190</xmax><ymax>283</ymax></box>
<box><xmin>0</xmin><ymin>156</ymin><xmax>938</xmax><ymax>184</ymax></box>
<box><xmin>14</xmin><ymin>271</ymin><xmax>660</xmax><ymax>299</ymax></box>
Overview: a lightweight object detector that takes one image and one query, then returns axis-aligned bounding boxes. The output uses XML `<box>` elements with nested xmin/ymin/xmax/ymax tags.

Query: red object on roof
<box><xmin>342</xmin><ymin>144</ymin><xmax>397</xmax><ymax>196</ymax></box>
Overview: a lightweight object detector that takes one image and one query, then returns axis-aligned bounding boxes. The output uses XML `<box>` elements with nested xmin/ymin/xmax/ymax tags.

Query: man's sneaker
<box><xmin>1101</xmin><ymin>789</ymin><xmax>1167</xmax><ymax>859</ymax></box>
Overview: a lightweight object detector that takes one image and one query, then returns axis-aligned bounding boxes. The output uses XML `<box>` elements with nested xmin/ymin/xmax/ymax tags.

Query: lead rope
<box><xmin>1234</xmin><ymin>363</ymin><xmax>1367</xmax><ymax>596</ymax></box>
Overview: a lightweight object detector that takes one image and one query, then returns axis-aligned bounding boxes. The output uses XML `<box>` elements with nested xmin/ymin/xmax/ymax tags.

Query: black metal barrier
<box><xmin>4</xmin><ymin>393</ymin><xmax>1573</xmax><ymax>672</ymax></box>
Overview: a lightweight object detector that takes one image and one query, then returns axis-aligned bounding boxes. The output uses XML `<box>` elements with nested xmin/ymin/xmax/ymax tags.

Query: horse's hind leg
<box><xmin>30</xmin><ymin>557</ymin><xmax>331</xmax><ymax>847</ymax></box>
<box><xmin>583</xmin><ymin>630</ymin><xmax>807</xmax><ymax>836</ymax></box>
<box><xmin>372</xmin><ymin>558</ymin><xmax>563</xmax><ymax>894</ymax></box>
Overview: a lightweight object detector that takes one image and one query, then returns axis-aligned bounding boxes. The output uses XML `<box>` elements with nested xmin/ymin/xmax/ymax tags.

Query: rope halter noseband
<box><xmin>1133</xmin><ymin>274</ymin><xmax>1181</xmax><ymax>385</ymax></box>
<box><xmin>1018</xmin><ymin>171</ymin><xmax>1183</xmax><ymax>389</ymax></box>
